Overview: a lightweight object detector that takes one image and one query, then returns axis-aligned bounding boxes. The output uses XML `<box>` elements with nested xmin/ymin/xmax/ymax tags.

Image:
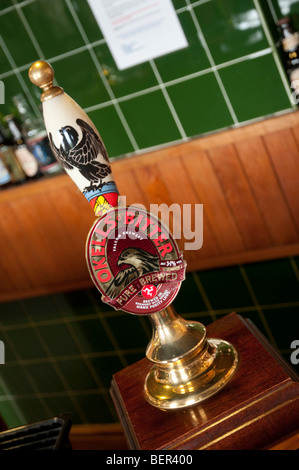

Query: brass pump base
<box><xmin>144</xmin><ymin>307</ymin><xmax>239</xmax><ymax>410</ymax></box>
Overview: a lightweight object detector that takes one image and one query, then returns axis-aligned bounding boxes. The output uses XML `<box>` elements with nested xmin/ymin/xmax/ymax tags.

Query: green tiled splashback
<box><xmin>0</xmin><ymin>0</ymin><xmax>298</xmax><ymax>158</ymax></box>
<box><xmin>0</xmin><ymin>256</ymin><xmax>299</xmax><ymax>428</ymax></box>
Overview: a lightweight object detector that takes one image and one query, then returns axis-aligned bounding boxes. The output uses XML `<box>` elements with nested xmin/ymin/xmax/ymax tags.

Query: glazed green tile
<box><xmin>197</xmin><ymin>266</ymin><xmax>255</xmax><ymax>311</ymax></box>
<box><xmin>185</xmin><ymin>312</ymin><xmax>215</xmax><ymax>327</ymax></box>
<box><xmin>93</xmin><ymin>43</ymin><xmax>158</xmax><ymax>98</ymax></box>
<box><xmin>7</xmin><ymin>327</ymin><xmax>47</xmax><ymax>360</ymax></box>
<box><xmin>244</xmin><ymin>258</ymin><xmax>299</xmax><ymax>305</ymax></box>
<box><xmin>0</xmin><ymin>75</ymin><xmax>25</xmax><ymax>117</ymax></box>
<box><xmin>194</xmin><ymin>0</ymin><xmax>269</xmax><ymax>64</ymax></box>
<box><xmin>21</xmin><ymin>296</ymin><xmax>64</xmax><ymax>322</ymax></box>
<box><xmin>119</xmin><ymin>90</ymin><xmax>182</xmax><ymax>149</ymax></box>
<box><xmin>14</xmin><ymin>397</ymin><xmax>49</xmax><ymax>424</ymax></box>
<box><xmin>123</xmin><ymin>351</ymin><xmax>146</xmax><ymax>366</ymax></box>
<box><xmin>87</xmin><ymin>105</ymin><xmax>135</xmax><ymax>158</ymax></box>
<box><xmin>219</xmin><ymin>54</ymin><xmax>291</xmax><ymax>122</ymax></box>
<box><xmin>0</xmin><ymin>10</ymin><xmax>38</xmax><ymax>68</ymax></box>
<box><xmin>87</xmin><ymin>288</ymin><xmax>116</xmax><ymax>314</ymax></box>
<box><xmin>154</xmin><ymin>11</ymin><xmax>210</xmax><ymax>82</ymax></box>
<box><xmin>0</xmin><ymin>0</ymin><xmax>13</xmax><ymax>10</ymax></box>
<box><xmin>90</xmin><ymin>355</ymin><xmax>123</xmax><ymax>388</ymax></box>
<box><xmin>61</xmin><ymin>290</ymin><xmax>96</xmax><ymax>317</ymax></box>
<box><xmin>0</xmin><ymin>300</ymin><xmax>28</xmax><ymax>326</ymax></box>
<box><xmin>51</xmin><ymin>51</ymin><xmax>110</xmax><ymax>109</ymax></box>
<box><xmin>58</xmin><ymin>358</ymin><xmax>99</xmax><ymax>391</ymax></box>
<box><xmin>22</xmin><ymin>0</ymin><xmax>84</xmax><ymax>59</ymax></box>
<box><xmin>0</xmin><ymin>48</ymin><xmax>12</xmax><ymax>75</ymax></box>
<box><xmin>167</xmin><ymin>72</ymin><xmax>234</xmax><ymax>137</ymax></box>
<box><xmin>105</xmin><ymin>313</ymin><xmax>149</xmax><ymax>350</ymax></box>
<box><xmin>0</xmin><ymin>365</ymin><xmax>35</xmax><ymax>395</ymax></box>
<box><xmin>172</xmin><ymin>272</ymin><xmax>206</xmax><ymax>314</ymax></box>
<box><xmin>0</xmin><ymin>401</ymin><xmax>23</xmax><ymax>429</ymax></box>
<box><xmin>43</xmin><ymin>395</ymin><xmax>83</xmax><ymax>424</ymax></box>
<box><xmin>258</xmin><ymin>0</ymin><xmax>281</xmax><ymax>42</ymax></box>
<box><xmin>69</xmin><ymin>318</ymin><xmax>114</xmax><ymax>353</ymax></box>
<box><xmin>77</xmin><ymin>392</ymin><xmax>116</xmax><ymax>423</ymax></box>
<box><xmin>26</xmin><ymin>362</ymin><xmax>65</xmax><ymax>393</ymax></box>
<box><xmin>20</xmin><ymin>69</ymin><xmax>44</xmax><ymax>110</ymax></box>
<box><xmin>293</xmin><ymin>255</ymin><xmax>299</xmax><ymax>271</ymax></box>
<box><xmin>172</xmin><ymin>0</ymin><xmax>187</xmax><ymax>9</ymax></box>
<box><xmin>263</xmin><ymin>306</ymin><xmax>299</xmax><ymax>350</ymax></box>
<box><xmin>69</xmin><ymin>0</ymin><xmax>104</xmax><ymax>43</ymax></box>
<box><xmin>37</xmin><ymin>323</ymin><xmax>80</xmax><ymax>357</ymax></box>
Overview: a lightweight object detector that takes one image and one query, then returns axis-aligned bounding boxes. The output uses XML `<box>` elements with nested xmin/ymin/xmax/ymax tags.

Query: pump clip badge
<box><xmin>86</xmin><ymin>207</ymin><xmax>186</xmax><ymax>315</ymax></box>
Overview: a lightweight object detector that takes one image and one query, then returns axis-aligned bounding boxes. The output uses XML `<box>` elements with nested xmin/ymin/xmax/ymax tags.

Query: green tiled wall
<box><xmin>0</xmin><ymin>256</ymin><xmax>299</xmax><ymax>428</ymax></box>
<box><xmin>0</xmin><ymin>0</ymin><xmax>297</xmax><ymax>158</ymax></box>
<box><xmin>0</xmin><ymin>0</ymin><xmax>299</xmax><ymax>429</ymax></box>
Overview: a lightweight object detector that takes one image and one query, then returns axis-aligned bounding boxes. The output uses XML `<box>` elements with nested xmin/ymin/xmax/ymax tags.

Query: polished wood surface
<box><xmin>111</xmin><ymin>313</ymin><xmax>299</xmax><ymax>450</ymax></box>
<box><xmin>69</xmin><ymin>423</ymin><xmax>128</xmax><ymax>450</ymax></box>
<box><xmin>1</xmin><ymin>111</ymin><xmax>299</xmax><ymax>301</ymax></box>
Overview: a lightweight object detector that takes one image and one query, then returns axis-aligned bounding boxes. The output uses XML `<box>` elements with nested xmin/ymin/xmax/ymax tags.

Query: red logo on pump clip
<box><xmin>141</xmin><ymin>285</ymin><xmax>157</xmax><ymax>299</ymax></box>
<box><xmin>86</xmin><ymin>206</ymin><xmax>186</xmax><ymax>315</ymax></box>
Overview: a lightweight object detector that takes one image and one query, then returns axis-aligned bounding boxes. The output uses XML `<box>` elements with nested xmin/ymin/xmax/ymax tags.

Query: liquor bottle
<box><xmin>12</xmin><ymin>94</ymin><xmax>63</xmax><ymax>176</ymax></box>
<box><xmin>4</xmin><ymin>115</ymin><xmax>42</xmax><ymax>180</ymax></box>
<box><xmin>278</xmin><ymin>17</ymin><xmax>299</xmax><ymax>89</ymax></box>
<box><xmin>0</xmin><ymin>153</ymin><xmax>11</xmax><ymax>188</ymax></box>
<box><xmin>0</xmin><ymin>124</ymin><xmax>26</xmax><ymax>184</ymax></box>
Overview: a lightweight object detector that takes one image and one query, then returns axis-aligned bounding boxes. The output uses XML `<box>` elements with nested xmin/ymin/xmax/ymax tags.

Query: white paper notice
<box><xmin>87</xmin><ymin>0</ymin><xmax>188</xmax><ymax>70</ymax></box>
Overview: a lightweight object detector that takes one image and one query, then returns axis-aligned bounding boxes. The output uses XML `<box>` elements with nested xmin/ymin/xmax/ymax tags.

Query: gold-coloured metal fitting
<box><xmin>28</xmin><ymin>60</ymin><xmax>64</xmax><ymax>102</ymax></box>
<box><xmin>144</xmin><ymin>306</ymin><xmax>239</xmax><ymax>409</ymax></box>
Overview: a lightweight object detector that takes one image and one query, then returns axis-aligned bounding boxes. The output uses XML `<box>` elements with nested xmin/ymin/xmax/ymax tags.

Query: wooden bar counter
<box><xmin>111</xmin><ymin>313</ymin><xmax>299</xmax><ymax>450</ymax></box>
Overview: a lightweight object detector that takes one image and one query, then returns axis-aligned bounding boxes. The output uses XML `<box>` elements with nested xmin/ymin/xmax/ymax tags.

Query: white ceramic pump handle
<box><xmin>28</xmin><ymin>60</ymin><xmax>119</xmax><ymax>217</ymax></box>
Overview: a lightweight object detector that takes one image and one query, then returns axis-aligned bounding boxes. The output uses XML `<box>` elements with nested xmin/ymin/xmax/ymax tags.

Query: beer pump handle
<box><xmin>28</xmin><ymin>61</ymin><xmax>239</xmax><ymax>412</ymax></box>
<box><xmin>29</xmin><ymin>60</ymin><xmax>119</xmax><ymax>216</ymax></box>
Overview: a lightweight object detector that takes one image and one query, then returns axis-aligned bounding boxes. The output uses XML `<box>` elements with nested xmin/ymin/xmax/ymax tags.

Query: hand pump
<box><xmin>29</xmin><ymin>60</ymin><xmax>238</xmax><ymax>409</ymax></box>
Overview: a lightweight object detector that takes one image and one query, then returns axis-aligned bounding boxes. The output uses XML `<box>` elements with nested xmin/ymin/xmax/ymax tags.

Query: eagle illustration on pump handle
<box><xmin>48</xmin><ymin>118</ymin><xmax>111</xmax><ymax>192</ymax></box>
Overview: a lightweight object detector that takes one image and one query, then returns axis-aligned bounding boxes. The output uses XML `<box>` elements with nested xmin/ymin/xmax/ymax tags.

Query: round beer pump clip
<box><xmin>86</xmin><ymin>206</ymin><xmax>186</xmax><ymax>315</ymax></box>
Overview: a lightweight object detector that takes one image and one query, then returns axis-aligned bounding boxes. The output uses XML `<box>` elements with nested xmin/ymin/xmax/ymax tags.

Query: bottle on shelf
<box><xmin>277</xmin><ymin>17</ymin><xmax>299</xmax><ymax>94</ymax></box>
<box><xmin>0</xmin><ymin>124</ymin><xmax>26</xmax><ymax>185</ymax></box>
<box><xmin>4</xmin><ymin>114</ymin><xmax>43</xmax><ymax>180</ymax></box>
<box><xmin>12</xmin><ymin>94</ymin><xmax>63</xmax><ymax>176</ymax></box>
<box><xmin>0</xmin><ymin>153</ymin><xmax>12</xmax><ymax>189</ymax></box>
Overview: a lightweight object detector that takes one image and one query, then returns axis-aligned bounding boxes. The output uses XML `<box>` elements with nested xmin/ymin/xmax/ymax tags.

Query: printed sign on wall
<box><xmin>87</xmin><ymin>0</ymin><xmax>188</xmax><ymax>70</ymax></box>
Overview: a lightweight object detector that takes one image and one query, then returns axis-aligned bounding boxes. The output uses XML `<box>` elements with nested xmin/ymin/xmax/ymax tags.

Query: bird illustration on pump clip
<box><xmin>105</xmin><ymin>247</ymin><xmax>160</xmax><ymax>299</ymax></box>
<box><xmin>48</xmin><ymin>118</ymin><xmax>111</xmax><ymax>192</ymax></box>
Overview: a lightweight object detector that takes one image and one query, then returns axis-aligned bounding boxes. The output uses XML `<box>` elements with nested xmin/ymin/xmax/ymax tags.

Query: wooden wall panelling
<box><xmin>0</xmin><ymin>204</ymin><xmax>30</xmax><ymax>294</ymax></box>
<box><xmin>263</xmin><ymin>128</ymin><xmax>299</xmax><ymax>232</ymax></box>
<box><xmin>208</xmin><ymin>143</ymin><xmax>272</xmax><ymax>250</ymax></box>
<box><xmin>111</xmin><ymin>167</ymin><xmax>147</xmax><ymax>208</ymax></box>
<box><xmin>235</xmin><ymin>136</ymin><xmax>299</xmax><ymax>246</ymax></box>
<box><xmin>156</xmin><ymin>155</ymin><xmax>221</xmax><ymax>264</ymax></box>
<box><xmin>182</xmin><ymin>148</ymin><xmax>245</xmax><ymax>255</ymax></box>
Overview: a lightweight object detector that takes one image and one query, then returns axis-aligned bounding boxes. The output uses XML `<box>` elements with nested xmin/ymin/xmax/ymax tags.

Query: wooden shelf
<box><xmin>1</xmin><ymin>110</ymin><xmax>299</xmax><ymax>301</ymax></box>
